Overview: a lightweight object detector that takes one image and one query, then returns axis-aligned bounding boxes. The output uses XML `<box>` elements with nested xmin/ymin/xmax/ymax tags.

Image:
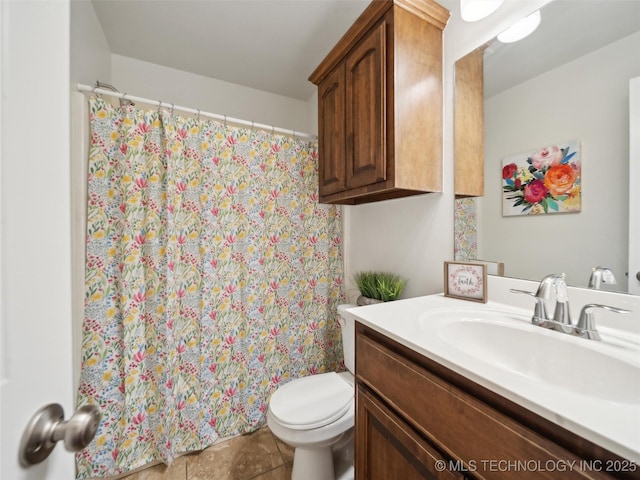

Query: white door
<box><xmin>630</xmin><ymin>77</ymin><xmax>640</xmax><ymax>295</ymax></box>
<box><xmin>1</xmin><ymin>1</ymin><xmax>76</xmax><ymax>478</ymax></box>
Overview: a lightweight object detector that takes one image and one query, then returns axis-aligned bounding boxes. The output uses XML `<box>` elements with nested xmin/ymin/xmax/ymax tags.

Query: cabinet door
<box><xmin>356</xmin><ymin>386</ymin><xmax>462</xmax><ymax>480</ymax></box>
<box><xmin>345</xmin><ymin>20</ymin><xmax>387</xmax><ymax>190</ymax></box>
<box><xmin>318</xmin><ymin>63</ymin><xmax>346</xmax><ymax>196</ymax></box>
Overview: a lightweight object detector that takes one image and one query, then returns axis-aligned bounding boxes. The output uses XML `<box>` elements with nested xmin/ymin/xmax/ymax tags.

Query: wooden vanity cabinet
<box><xmin>310</xmin><ymin>0</ymin><xmax>449</xmax><ymax>205</ymax></box>
<box><xmin>355</xmin><ymin>323</ymin><xmax>639</xmax><ymax>480</ymax></box>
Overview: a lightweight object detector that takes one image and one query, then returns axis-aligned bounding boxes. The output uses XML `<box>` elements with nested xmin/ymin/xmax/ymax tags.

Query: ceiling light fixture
<box><xmin>497</xmin><ymin>10</ymin><xmax>542</xmax><ymax>43</ymax></box>
<box><xmin>460</xmin><ymin>0</ymin><xmax>503</xmax><ymax>22</ymax></box>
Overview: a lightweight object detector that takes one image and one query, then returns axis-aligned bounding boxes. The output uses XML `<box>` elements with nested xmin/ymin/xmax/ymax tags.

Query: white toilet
<box><xmin>267</xmin><ymin>304</ymin><xmax>357</xmax><ymax>480</ymax></box>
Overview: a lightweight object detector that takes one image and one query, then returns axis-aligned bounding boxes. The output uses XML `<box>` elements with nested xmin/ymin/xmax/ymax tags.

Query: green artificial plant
<box><xmin>354</xmin><ymin>271</ymin><xmax>407</xmax><ymax>302</ymax></box>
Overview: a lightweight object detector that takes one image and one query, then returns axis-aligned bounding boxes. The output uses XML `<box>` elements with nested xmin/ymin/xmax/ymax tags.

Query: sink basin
<box><xmin>419</xmin><ymin>308</ymin><xmax>640</xmax><ymax>405</ymax></box>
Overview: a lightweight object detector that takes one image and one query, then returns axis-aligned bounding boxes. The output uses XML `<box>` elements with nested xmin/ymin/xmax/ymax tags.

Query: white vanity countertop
<box><xmin>347</xmin><ymin>292</ymin><xmax>640</xmax><ymax>464</ymax></box>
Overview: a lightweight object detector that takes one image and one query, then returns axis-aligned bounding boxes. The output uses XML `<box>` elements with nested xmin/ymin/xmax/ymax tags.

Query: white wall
<box><xmin>307</xmin><ymin>90</ymin><xmax>319</xmax><ymax>136</ymax></box>
<box><xmin>111</xmin><ymin>54</ymin><xmax>311</xmax><ymax>134</ymax></box>
<box><xmin>70</xmin><ymin>0</ymin><xmax>111</xmax><ymax>85</ymax></box>
<box><xmin>479</xmin><ymin>31</ymin><xmax>640</xmax><ymax>290</ymax></box>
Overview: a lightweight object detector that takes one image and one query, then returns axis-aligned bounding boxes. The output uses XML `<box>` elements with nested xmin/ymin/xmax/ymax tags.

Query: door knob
<box><xmin>19</xmin><ymin>403</ymin><xmax>101</xmax><ymax>467</ymax></box>
<box><xmin>636</xmin><ymin>271</ymin><xmax>640</xmax><ymax>282</ymax></box>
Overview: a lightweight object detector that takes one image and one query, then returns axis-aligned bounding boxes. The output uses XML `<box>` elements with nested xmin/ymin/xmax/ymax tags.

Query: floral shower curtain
<box><xmin>76</xmin><ymin>97</ymin><xmax>344</xmax><ymax>478</ymax></box>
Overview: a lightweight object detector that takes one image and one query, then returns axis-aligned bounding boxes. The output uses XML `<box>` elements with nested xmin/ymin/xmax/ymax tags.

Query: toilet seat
<box><xmin>269</xmin><ymin>372</ymin><xmax>353</xmax><ymax>430</ymax></box>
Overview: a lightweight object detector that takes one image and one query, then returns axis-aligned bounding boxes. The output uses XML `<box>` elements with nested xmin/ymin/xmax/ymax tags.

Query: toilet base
<box><xmin>290</xmin><ymin>430</ymin><xmax>354</xmax><ymax>480</ymax></box>
<box><xmin>334</xmin><ymin>451</ymin><xmax>354</xmax><ymax>480</ymax></box>
<box><xmin>291</xmin><ymin>445</ymin><xmax>334</xmax><ymax>480</ymax></box>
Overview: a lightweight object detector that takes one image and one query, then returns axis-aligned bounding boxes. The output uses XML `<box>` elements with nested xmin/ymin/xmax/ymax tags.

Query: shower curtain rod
<box><xmin>76</xmin><ymin>83</ymin><xmax>316</xmax><ymax>140</ymax></box>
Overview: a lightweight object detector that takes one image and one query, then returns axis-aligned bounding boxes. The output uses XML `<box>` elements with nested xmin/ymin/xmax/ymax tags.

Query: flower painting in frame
<box><xmin>502</xmin><ymin>140</ymin><xmax>581</xmax><ymax>216</ymax></box>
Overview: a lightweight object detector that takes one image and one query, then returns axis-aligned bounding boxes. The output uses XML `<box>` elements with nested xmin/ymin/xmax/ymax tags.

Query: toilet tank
<box><xmin>337</xmin><ymin>304</ymin><xmax>358</xmax><ymax>374</ymax></box>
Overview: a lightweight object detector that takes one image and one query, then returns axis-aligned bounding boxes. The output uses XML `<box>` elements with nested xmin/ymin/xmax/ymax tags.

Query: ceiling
<box><xmin>91</xmin><ymin>0</ymin><xmax>375</xmax><ymax>100</ymax></box>
<box><xmin>91</xmin><ymin>0</ymin><xmax>639</xmax><ymax>102</ymax></box>
<box><xmin>91</xmin><ymin>0</ymin><xmax>460</xmax><ymax>100</ymax></box>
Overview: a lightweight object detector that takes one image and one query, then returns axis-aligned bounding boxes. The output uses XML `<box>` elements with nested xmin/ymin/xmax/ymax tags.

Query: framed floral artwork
<box><xmin>502</xmin><ymin>140</ymin><xmax>581</xmax><ymax>216</ymax></box>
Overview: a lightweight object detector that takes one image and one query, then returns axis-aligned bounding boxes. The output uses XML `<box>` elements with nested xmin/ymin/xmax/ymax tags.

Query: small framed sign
<box><xmin>444</xmin><ymin>261</ymin><xmax>487</xmax><ymax>303</ymax></box>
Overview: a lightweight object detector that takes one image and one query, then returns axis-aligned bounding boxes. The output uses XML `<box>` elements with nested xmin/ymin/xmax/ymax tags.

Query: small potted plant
<box><xmin>354</xmin><ymin>271</ymin><xmax>407</xmax><ymax>306</ymax></box>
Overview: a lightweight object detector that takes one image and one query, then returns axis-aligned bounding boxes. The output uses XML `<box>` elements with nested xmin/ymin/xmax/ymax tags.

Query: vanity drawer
<box><xmin>356</xmin><ymin>329</ymin><xmax>614</xmax><ymax>480</ymax></box>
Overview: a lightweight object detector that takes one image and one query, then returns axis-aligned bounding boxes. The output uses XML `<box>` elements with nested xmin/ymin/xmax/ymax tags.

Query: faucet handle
<box><xmin>510</xmin><ymin>289</ymin><xmax>551</xmax><ymax>327</ymax></box>
<box><xmin>552</xmin><ymin>277</ymin><xmax>572</xmax><ymax>328</ymax></box>
<box><xmin>576</xmin><ymin>304</ymin><xmax>631</xmax><ymax>341</ymax></box>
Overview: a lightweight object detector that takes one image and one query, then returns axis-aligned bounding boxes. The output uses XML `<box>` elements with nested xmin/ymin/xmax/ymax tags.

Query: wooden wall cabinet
<box><xmin>355</xmin><ymin>323</ymin><xmax>639</xmax><ymax>480</ymax></box>
<box><xmin>309</xmin><ymin>0</ymin><xmax>450</xmax><ymax>205</ymax></box>
<box><xmin>454</xmin><ymin>47</ymin><xmax>485</xmax><ymax>197</ymax></box>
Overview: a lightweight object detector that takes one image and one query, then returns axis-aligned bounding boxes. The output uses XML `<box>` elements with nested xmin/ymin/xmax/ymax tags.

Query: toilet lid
<box><xmin>269</xmin><ymin>372</ymin><xmax>353</xmax><ymax>430</ymax></box>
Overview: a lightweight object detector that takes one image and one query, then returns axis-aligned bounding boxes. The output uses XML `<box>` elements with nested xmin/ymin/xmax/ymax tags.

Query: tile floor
<box><xmin>122</xmin><ymin>426</ymin><xmax>294</xmax><ymax>480</ymax></box>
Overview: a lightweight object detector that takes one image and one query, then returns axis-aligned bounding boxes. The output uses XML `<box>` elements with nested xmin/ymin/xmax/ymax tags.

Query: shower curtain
<box><xmin>76</xmin><ymin>97</ymin><xmax>344</xmax><ymax>478</ymax></box>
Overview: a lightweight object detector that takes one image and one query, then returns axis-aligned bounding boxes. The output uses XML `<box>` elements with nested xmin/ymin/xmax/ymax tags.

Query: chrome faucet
<box><xmin>512</xmin><ymin>274</ymin><xmax>631</xmax><ymax>340</ymax></box>
<box><xmin>588</xmin><ymin>267</ymin><xmax>617</xmax><ymax>290</ymax></box>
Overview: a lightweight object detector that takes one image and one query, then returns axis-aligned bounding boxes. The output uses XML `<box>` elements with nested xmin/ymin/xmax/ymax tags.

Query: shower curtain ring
<box><xmin>196</xmin><ymin>109</ymin><xmax>201</xmax><ymax>120</ymax></box>
<box><xmin>170</xmin><ymin>103</ymin><xmax>175</xmax><ymax>115</ymax></box>
<box><xmin>157</xmin><ymin>101</ymin><xmax>163</xmax><ymax>114</ymax></box>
